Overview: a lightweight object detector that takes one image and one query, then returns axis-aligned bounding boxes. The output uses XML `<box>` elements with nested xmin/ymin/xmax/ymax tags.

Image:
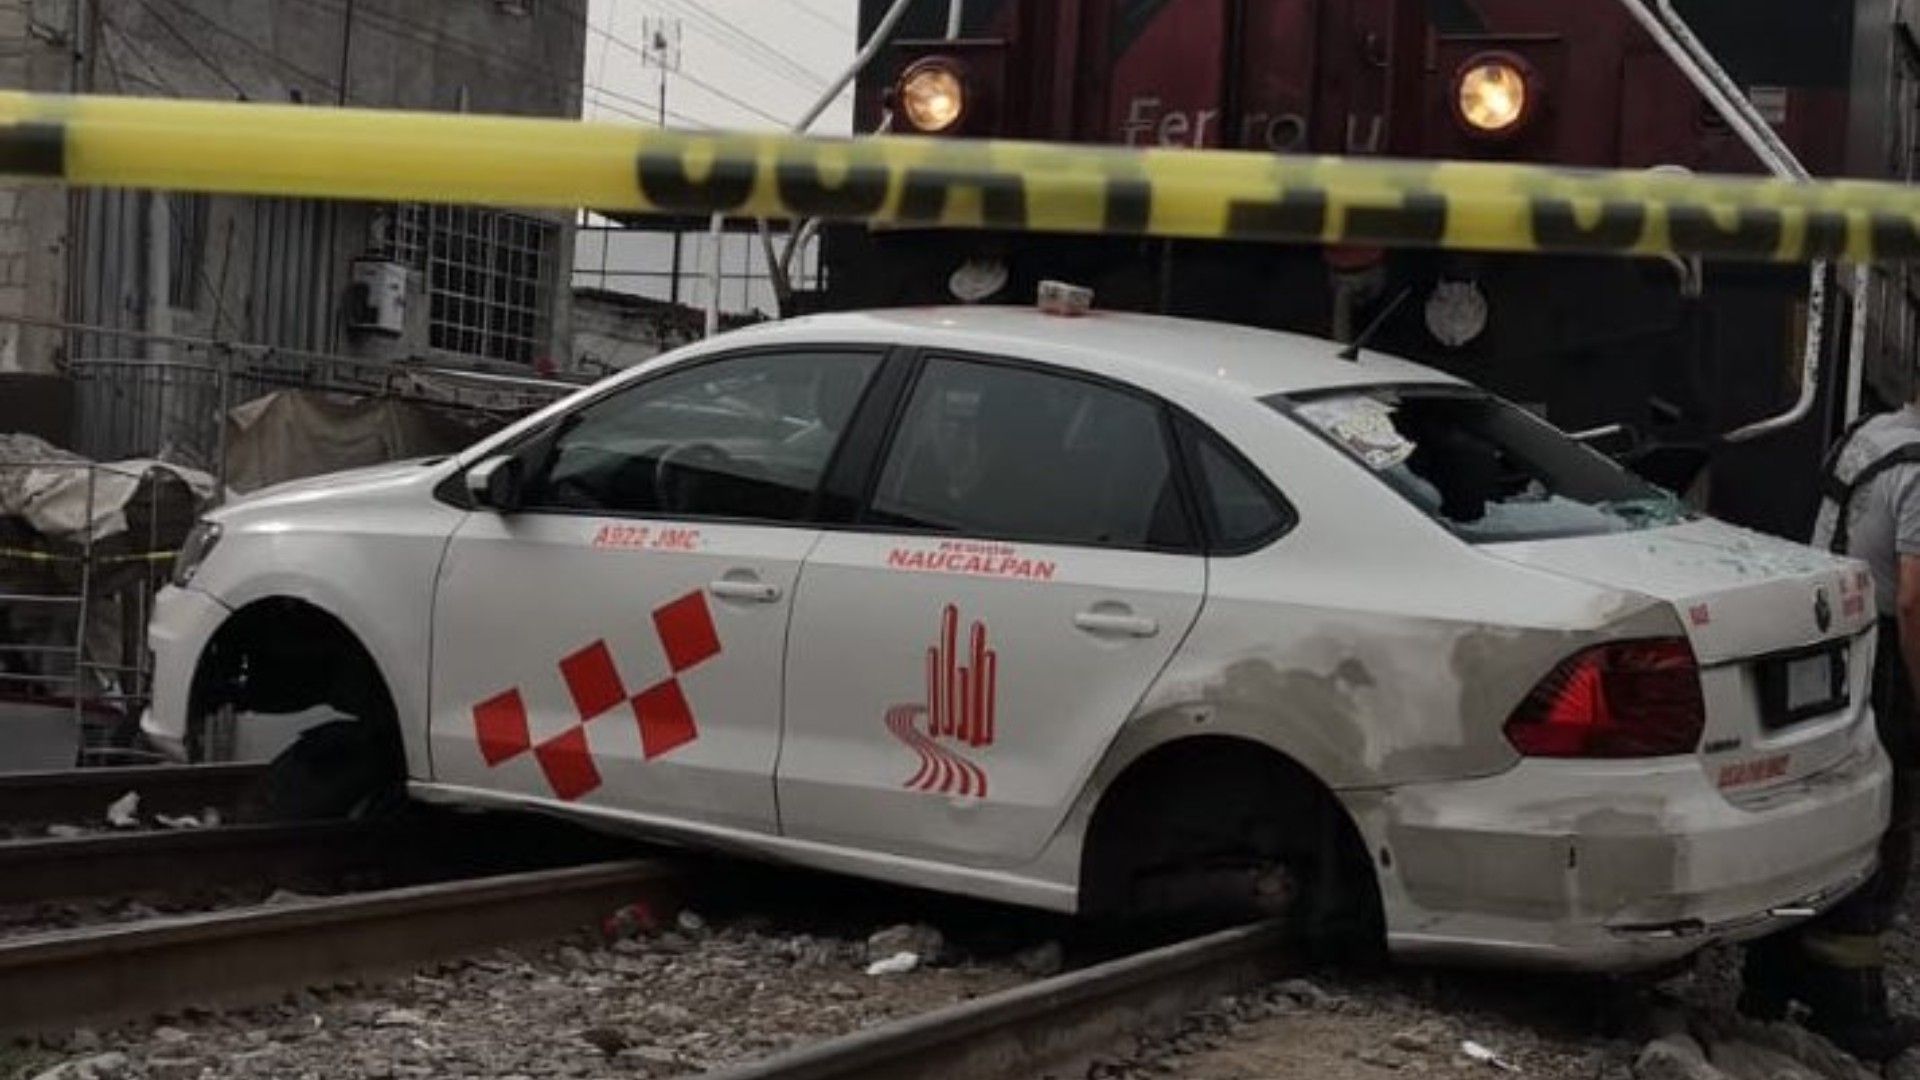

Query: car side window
<box><xmin>867</xmin><ymin>357</ymin><xmax>1194</xmax><ymax>550</ymax></box>
<box><xmin>522</xmin><ymin>350</ymin><xmax>880</xmax><ymax>522</ymax></box>
<box><xmin>1184</xmin><ymin>421</ymin><xmax>1294</xmax><ymax>551</ymax></box>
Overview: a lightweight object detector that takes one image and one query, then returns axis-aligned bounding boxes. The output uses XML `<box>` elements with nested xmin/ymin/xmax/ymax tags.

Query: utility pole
<box><xmin>643</xmin><ymin>17</ymin><xmax>684</xmax><ymax>306</ymax></box>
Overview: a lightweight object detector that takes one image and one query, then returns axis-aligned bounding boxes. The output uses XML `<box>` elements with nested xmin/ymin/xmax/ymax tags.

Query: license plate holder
<box><xmin>1758</xmin><ymin>643</ymin><xmax>1849</xmax><ymax>730</ymax></box>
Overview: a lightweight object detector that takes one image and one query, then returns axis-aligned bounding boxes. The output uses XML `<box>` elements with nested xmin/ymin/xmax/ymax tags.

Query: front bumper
<box><xmin>1354</xmin><ymin>721</ymin><xmax>1891</xmax><ymax>972</ymax></box>
<box><xmin>138</xmin><ymin>585</ymin><xmax>231</xmax><ymax>761</ymax></box>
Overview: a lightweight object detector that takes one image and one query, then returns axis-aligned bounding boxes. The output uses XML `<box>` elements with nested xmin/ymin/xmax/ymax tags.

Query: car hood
<box><xmin>221</xmin><ymin>458</ymin><xmax>448</xmax><ymax>513</ymax></box>
<box><xmin>1482</xmin><ymin>517</ymin><xmax>1872</xmax><ymax>665</ymax></box>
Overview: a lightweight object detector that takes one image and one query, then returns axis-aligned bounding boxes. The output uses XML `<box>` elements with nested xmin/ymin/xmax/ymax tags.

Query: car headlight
<box><xmin>897</xmin><ymin>58</ymin><xmax>967</xmax><ymax>134</ymax></box>
<box><xmin>172</xmin><ymin>520</ymin><xmax>223</xmax><ymax>588</ymax></box>
<box><xmin>1455</xmin><ymin>53</ymin><xmax>1533</xmax><ymax>137</ymax></box>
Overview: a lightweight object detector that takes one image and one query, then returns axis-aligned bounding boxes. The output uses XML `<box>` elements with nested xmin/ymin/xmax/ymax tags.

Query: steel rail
<box><xmin>709</xmin><ymin>921</ymin><xmax>1291</xmax><ymax>1080</ymax></box>
<box><xmin>0</xmin><ymin>858</ymin><xmax>683</xmax><ymax>1036</ymax></box>
<box><xmin>0</xmin><ymin>820</ymin><xmax>378</xmax><ymax>905</ymax></box>
<box><xmin>0</xmin><ymin>763</ymin><xmax>264</xmax><ymax>826</ymax></box>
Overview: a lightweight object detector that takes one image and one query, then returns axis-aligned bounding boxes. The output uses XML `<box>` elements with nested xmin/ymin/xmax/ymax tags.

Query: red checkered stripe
<box><xmin>470</xmin><ymin>589</ymin><xmax>722</xmax><ymax>802</ymax></box>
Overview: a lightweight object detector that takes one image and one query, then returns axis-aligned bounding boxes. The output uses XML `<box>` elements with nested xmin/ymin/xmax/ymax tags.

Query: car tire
<box><xmin>244</xmin><ymin>718</ymin><xmax>405</xmax><ymax>822</ymax></box>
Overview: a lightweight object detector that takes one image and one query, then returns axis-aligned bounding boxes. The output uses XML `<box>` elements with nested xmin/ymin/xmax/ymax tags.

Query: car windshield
<box><xmin>1274</xmin><ymin>387</ymin><xmax>1691</xmax><ymax>543</ymax></box>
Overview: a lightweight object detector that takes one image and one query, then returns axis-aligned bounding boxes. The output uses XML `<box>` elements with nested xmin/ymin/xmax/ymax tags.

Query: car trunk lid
<box><xmin>1483</xmin><ymin>519</ymin><xmax>1875</xmax><ymax>800</ymax></box>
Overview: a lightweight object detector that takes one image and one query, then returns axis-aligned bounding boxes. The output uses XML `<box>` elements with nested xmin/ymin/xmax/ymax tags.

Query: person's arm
<box><xmin>1899</xmin><ymin>555</ymin><xmax>1920</xmax><ymax>700</ymax></box>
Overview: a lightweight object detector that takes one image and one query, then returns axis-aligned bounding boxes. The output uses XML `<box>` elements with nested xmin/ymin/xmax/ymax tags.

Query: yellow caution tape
<box><xmin>2</xmin><ymin>91</ymin><xmax>1919</xmax><ymax>263</ymax></box>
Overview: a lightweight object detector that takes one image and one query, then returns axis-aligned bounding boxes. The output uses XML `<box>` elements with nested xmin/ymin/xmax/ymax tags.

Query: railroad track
<box><xmin>0</xmin><ymin>771</ymin><xmax>1287</xmax><ymax>1073</ymax></box>
<box><xmin>0</xmin><ymin>762</ymin><xmax>265</xmax><ymax>827</ymax></box>
<box><xmin>0</xmin><ymin>797</ymin><xmax>702</xmax><ymax>1036</ymax></box>
<box><xmin>0</xmin><ymin>858</ymin><xmax>685</xmax><ymax>1036</ymax></box>
<box><xmin>0</xmin><ymin>803</ymin><xmax>648</xmax><ymax>909</ymax></box>
<box><xmin>714</xmin><ymin>921</ymin><xmax>1291</xmax><ymax>1080</ymax></box>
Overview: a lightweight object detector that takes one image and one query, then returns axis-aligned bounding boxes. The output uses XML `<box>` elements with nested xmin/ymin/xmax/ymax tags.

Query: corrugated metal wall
<box><xmin>247</xmin><ymin>198</ymin><xmax>337</xmax><ymax>353</ymax></box>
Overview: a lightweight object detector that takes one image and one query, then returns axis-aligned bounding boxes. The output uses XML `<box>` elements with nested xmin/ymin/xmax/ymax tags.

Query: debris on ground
<box><xmin>865</xmin><ymin>950</ymin><xmax>920</xmax><ymax>976</ymax></box>
<box><xmin>1463</xmin><ymin>1038</ymin><xmax>1520</xmax><ymax>1071</ymax></box>
<box><xmin>865</xmin><ymin>922</ymin><xmax>944</xmax><ymax>966</ymax></box>
<box><xmin>103</xmin><ymin>792</ymin><xmax>139</xmax><ymax>829</ymax></box>
<box><xmin>26</xmin><ymin>910</ymin><xmax>1022</xmax><ymax>1079</ymax></box>
<box><xmin>1014</xmin><ymin>939</ymin><xmax>1066</xmax><ymax>977</ymax></box>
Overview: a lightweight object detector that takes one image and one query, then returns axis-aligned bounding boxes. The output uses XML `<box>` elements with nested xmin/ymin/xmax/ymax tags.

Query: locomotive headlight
<box><xmin>1455</xmin><ymin>54</ymin><xmax>1533</xmax><ymax>137</ymax></box>
<box><xmin>897</xmin><ymin>59</ymin><xmax>967</xmax><ymax>133</ymax></box>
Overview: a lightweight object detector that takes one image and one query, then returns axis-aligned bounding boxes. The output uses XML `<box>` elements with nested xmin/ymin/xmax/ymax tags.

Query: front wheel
<box><xmin>245</xmin><ymin>719</ymin><xmax>405</xmax><ymax>822</ymax></box>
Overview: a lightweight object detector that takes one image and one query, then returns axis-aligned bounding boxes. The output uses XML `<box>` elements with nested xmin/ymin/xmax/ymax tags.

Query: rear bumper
<box><xmin>138</xmin><ymin>585</ymin><xmax>230</xmax><ymax>761</ymax></box>
<box><xmin>1354</xmin><ymin>720</ymin><xmax>1891</xmax><ymax>972</ymax></box>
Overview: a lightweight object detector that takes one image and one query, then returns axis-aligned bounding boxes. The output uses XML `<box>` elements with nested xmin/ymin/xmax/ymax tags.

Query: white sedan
<box><xmin>145</xmin><ymin>305</ymin><xmax>1889</xmax><ymax>970</ymax></box>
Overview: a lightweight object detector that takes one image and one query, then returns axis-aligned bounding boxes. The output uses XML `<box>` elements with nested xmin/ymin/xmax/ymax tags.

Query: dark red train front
<box><xmin>817</xmin><ymin>0</ymin><xmax>1914</xmax><ymax>539</ymax></box>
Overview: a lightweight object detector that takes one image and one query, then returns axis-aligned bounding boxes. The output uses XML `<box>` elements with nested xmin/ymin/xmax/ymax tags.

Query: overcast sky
<box><xmin>582</xmin><ymin>0</ymin><xmax>860</xmax><ymax>134</ymax></box>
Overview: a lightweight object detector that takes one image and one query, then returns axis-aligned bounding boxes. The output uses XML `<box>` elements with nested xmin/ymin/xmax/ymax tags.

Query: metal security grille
<box><xmin>394</xmin><ymin>204</ymin><xmax>556</xmax><ymax>365</ymax></box>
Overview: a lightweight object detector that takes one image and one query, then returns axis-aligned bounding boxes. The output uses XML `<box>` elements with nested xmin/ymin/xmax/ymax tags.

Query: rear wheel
<box><xmin>1080</xmin><ymin>739</ymin><xmax>1383</xmax><ymax>960</ymax></box>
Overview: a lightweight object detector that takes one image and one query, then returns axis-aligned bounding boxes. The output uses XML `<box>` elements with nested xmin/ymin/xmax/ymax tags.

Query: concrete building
<box><xmin>0</xmin><ymin>0</ymin><xmax>587</xmax><ymax>392</ymax></box>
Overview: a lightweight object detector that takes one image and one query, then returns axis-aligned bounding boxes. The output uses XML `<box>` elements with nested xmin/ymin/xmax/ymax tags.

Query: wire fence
<box><xmin>0</xmin><ymin>457</ymin><xmax>182</xmax><ymax>767</ymax></box>
<box><xmin>1</xmin><ymin>316</ymin><xmax>580</xmax><ymax>770</ymax></box>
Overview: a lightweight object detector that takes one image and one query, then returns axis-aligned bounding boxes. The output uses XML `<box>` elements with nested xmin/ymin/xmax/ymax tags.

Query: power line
<box><xmin>283</xmin><ymin>0</ymin><xmax>581</xmax><ymax>109</ymax></box>
<box><xmin>586</xmin><ymin>21</ymin><xmax>791</xmax><ymax>126</ymax></box>
<box><xmin>787</xmin><ymin>0</ymin><xmax>853</xmax><ymax>35</ymax></box>
<box><xmin>643</xmin><ymin>0</ymin><xmax>832</xmax><ymax>93</ymax></box>
<box><xmin>129</xmin><ymin>0</ymin><xmax>249</xmax><ymax>100</ymax></box>
<box><xmin>150</xmin><ymin>0</ymin><xmax>342</xmax><ymax>94</ymax></box>
<box><xmin>583</xmin><ymin>83</ymin><xmax>713</xmax><ymax>129</ymax></box>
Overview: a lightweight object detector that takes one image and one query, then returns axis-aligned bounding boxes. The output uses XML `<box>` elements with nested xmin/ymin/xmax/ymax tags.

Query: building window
<box><xmin>394</xmin><ymin>203</ymin><xmax>556</xmax><ymax>365</ymax></box>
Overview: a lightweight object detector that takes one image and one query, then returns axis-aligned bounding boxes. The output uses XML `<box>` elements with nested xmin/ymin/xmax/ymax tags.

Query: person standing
<box><xmin>1742</xmin><ymin>405</ymin><xmax>1920</xmax><ymax>1061</ymax></box>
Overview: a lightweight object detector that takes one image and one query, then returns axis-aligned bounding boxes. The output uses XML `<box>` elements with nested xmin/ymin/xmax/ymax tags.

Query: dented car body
<box><xmin>143</xmin><ymin>308</ymin><xmax>1890</xmax><ymax>971</ymax></box>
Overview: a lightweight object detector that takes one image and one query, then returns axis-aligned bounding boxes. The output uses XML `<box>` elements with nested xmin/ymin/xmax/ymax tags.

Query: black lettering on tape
<box><xmin>1530</xmin><ymin>198</ymin><xmax>1646</xmax><ymax>252</ymax></box>
<box><xmin>1105</xmin><ymin>167</ymin><xmax>1144</xmax><ymax>232</ymax></box>
<box><xmin>636</xmin><ymin>149</ymin><xmax>756</xmax><ymax>214</ymax></box>
<box><xmin>1800</xmin><ymin>211</ymin><xmax>1850</xmax><ymax>261</ymax></box>
<box><xmin>1345</xmin><ymin>192</ymin><xmax>1447</xmax><ymax>245</ymax></box>
<box><xmin>0</xmin><ymin>122</ymin><xmax>63</xmax><ymax>177</ymax></box>
<box><xmin>774</xmin><ymin>150</ymin><xmax>889</xmax><ymax>218</ymax></box>
<box><xmin>1871</xmin><ymin>214</ymin><xmax>1920</xmax><ymax>262</ymax></box>
<box><xmin>897</xmin><ymin>169</ymin><xmax>1027</xmax><ymax>229</ymax></box>
<box><xmin>1103</xmin><ymin>176</ymin><xmax>1152</xmax><ymax>233</ymax></box>
<box><xmin>1224</xmin><ymin>187</ymin><xmax>1328</xmax><ymax>241</ymax></box>
<box><xmin>1666</xmin><ymin>204</ymin><xmax>1783</xmax><ymax>259</ymax></box>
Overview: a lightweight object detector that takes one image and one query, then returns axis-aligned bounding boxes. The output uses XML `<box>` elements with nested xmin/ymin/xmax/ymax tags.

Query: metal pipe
<box><xmin>947</xmin><ymin>0</ymin><xmax>965</xmax><ymax>39</ymax></box>
<box><xmin>1844</xmin><ymin>266</ymin><xmax>1871</xmax><ymax>424</ymax></box>
<box><xmin>723</xmin><ymin>0</ymin><xmax>921</xmax><ymax>331</ymax></box>
<box><xmin>802</xmin><ymin>0</ymin><xmax>916</xmax><ymax>141</ymax></box>
<box><xmin>704</xmin><ymin>214</ymin><xmax>723</xmax><ymax>336</ymax></box>
<box><xmin>1615</xmin><ymin>0</ymin><xmax>1832</xmax><ymax>445</ymax></box>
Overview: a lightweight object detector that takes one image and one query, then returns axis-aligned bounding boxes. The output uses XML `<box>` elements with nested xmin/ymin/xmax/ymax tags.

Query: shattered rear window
<box><xmin>1276</xmin><ymin>387</ymin><xmax>1690</xmax><ymax>543</ymax></box>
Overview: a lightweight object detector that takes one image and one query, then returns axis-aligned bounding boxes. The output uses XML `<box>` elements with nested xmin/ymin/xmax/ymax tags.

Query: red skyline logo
<box><xmin>886</xmin><ymin>604</ymin><xmax>996</xmax><ymax>797</ymax></box>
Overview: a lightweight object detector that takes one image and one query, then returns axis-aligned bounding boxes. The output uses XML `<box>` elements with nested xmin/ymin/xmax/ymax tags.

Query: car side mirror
<box><xmin>466</xmin><ymin>455</ymin><xmax>526</xmax><ymax>513</ymax></box>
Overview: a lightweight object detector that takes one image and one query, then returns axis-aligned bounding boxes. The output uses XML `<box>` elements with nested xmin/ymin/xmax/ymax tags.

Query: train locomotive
<box><xmin>818</xmin><ymin>0</ymin><xmax>1919</xmax><ymax>538</ymax></box>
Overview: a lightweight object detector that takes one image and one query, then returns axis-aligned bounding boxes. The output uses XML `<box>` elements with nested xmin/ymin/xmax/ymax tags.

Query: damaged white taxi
<box><xmin>144</xmin><ymin>305</ymin><xmax>1889</xmax><ymax>970</ymax></box>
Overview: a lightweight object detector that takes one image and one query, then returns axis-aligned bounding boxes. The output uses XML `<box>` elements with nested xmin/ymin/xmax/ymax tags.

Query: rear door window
<box><xmin>867</xmin><ymin>357</ymin><xmax>1195</xmax><ymax>550</ymax></box>
<box><xmin>1278</xmin><ymin>388</ymin><xmax>1688</xmax><ymax>543</ymax></box>
<box><xmin>1178</xmin><ymin>419</ymin><xmax>1294</xmax><ymax>552</ymax></box>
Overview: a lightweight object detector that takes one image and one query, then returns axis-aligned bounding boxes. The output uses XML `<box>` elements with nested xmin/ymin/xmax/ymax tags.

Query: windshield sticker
<box><xmin>886</xmin><ymin>540</ymin><xmax>1057</xmax><ymax>582</ymax></box>
<box><xmin>885</xmin><ymin>604</ymin><xmax>995</xmax><ymax>798</ymax></box>
<box><xmin>592</xmin><ymin>524</ymin><xmax>702</xmax><ymax>553</ymax></box>
<box><xmin>1299</xmin><ymin>397</ymin><xmax>1415</xmax><ymax>471</ymax></box>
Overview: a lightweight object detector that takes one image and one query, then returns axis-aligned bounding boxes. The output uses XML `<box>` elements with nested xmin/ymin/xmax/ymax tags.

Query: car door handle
<box><xmin>1073</xmin><ymin>610</ymin><xmax>1159</xmax><ymax>638</ymax></box>
<box><xmin>709</xmin><ymin>578</ymin><xmax>782</xmax><ymax>603</ymax></box>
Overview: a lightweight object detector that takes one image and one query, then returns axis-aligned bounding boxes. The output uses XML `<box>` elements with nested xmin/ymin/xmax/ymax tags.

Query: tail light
<box><xmin>1504</xmin><ymin>639</ymin><xmax>1705</xmax><ymax>758</ymax></box>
